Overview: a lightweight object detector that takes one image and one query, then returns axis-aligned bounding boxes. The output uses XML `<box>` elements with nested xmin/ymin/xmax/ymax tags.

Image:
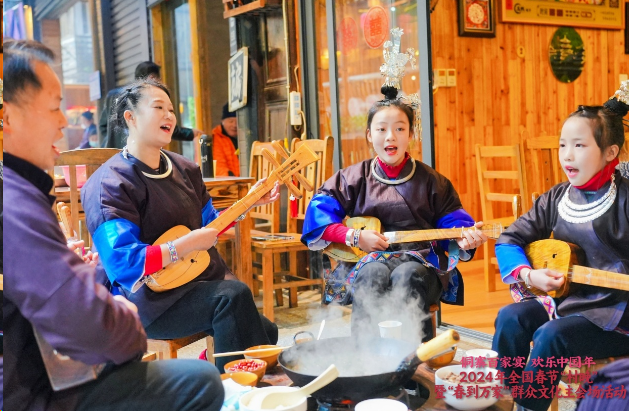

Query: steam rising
<box><xmin>284</xmin><ymin>268</ymin><xmax>430</xmax><ymax>378</ymax></box>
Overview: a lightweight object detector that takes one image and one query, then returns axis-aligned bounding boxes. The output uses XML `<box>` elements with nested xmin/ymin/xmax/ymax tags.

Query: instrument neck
<box><xmin>205</xmin><ymin>175</ymin><xmax>278</xmax><ymax>232</ymax></box>
<box><xmin>569</xmin><ymin>265</ymin><xmax>629</xmax><ymax>291</ymax></box>
<box><xmin>386</xmin><ymin>226</ymin><xmax>500</xmax><ymax>244</ymax></box>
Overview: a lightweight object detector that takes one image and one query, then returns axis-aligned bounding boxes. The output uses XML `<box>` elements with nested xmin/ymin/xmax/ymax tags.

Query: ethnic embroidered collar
<box><xmin>371</xmin><ymin>156</ymin><xmax>416</xmax><ymax>185</ymax></box>
<box><xmin>122</xmin><ymin>146</ymin><xmax>173</xmax><ymax>179</ymax></box>
<box><xmin>558</xmin><ymin>175</ymin><xmax>617</xmax><ymax>224</ymax></box>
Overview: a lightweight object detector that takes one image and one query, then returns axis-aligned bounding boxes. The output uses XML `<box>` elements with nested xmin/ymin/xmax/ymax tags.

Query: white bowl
<box><xmin>355</xmin><ymin>398</ymin><xmax>408</xmax><ymax>411</ymax></box>
<box><xmin>435</xmin><ymin>364</ymin><xmax>500</xmax><ymax>411</ymax></box>
<box><xmin>239</xmin><ymin>386</ymin><xmax>308</xmax><ymax>411</ymax></box>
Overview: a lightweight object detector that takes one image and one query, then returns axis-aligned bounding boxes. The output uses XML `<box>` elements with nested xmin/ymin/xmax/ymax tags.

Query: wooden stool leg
<box><xmin>288</xmin><ymin>251</ymin><xmax>298</xmax><ymax>308</ymax></box>
<box><xmin>252</xmin><ymin>251</ymin><xmax>260</xmax><ymax>297</ymax></box>
<box><xmin>484</xmin><ymin>245</ymin><xmax>496</xmax><ymax>292</ymax></box>
<box><xmin>262</xmin><ymin>250</ymin><xmax>275</xmax><ymax>322</ymax></box>
<box><xmin>273</xmin><ymin>254</ymin><xmax>284</xmax><ymax>307</ymax></box>
<box><xmin>205</xmin><ymin>336</ymin><xmax>215</xmax><ymax>365</ymax></box>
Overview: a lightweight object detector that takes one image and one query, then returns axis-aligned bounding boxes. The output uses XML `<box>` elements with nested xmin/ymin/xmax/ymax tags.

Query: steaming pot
<box><xmin>278</xmin><ymin>336</ymin><xmax>420</xmax><ymax>403</ymax></box>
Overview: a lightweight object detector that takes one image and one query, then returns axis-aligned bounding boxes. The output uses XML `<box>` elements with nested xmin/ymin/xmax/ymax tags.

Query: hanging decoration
<box><xmin>363</xmin><ymin>6</ymin><xmax>389</xmax><ymax>49</ymax></box>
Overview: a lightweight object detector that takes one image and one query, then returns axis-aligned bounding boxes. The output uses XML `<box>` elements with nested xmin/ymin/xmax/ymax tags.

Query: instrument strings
<box><xmin>564</xmin><ymin>268</ymin><xmax>629</xmax><ymax>287</ymax></box>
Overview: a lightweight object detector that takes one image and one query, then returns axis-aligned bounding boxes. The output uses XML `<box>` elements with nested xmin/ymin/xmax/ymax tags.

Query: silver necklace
<box><xmin>122</xmin><ymin>146</ymin><xmax>173</xmax><ymax>179</ymax></box>
<box><xmin>370</xmin><ymin>156</ymin><xmax>416</xmax><ymax>185</ymax></box>
<box><xmin>558</xmin><ymin>175</ymin><xmax>616</xmax><ymax>224</ymax></box>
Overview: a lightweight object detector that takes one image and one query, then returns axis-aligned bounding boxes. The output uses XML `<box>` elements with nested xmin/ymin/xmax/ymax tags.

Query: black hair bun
<box><xmin>604</xmin><ymin>98</ymin><xmax>629</xmax><ymax>117</ymax></box>
<box><xmin>381</xmin><ymin>85</ymin><xmax>399</xmax><ymax>101</ymax></box>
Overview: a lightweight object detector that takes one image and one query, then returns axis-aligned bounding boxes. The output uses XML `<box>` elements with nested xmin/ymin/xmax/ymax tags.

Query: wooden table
<box><xmin>412</xmin><ymin>363</ymin><xmax>513</xmax><ymax>410</ymax></box>
<box><xmin>203</xmin><ymin>177</ymin><xmax>256</xmax><ymax>290</ymax></box>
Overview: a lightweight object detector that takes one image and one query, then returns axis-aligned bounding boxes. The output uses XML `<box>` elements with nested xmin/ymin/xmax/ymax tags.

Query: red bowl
<box><xmin>224</xmin><ymin>359</ymin><xmax>267</xmax><ymax>381</ymax></box>
<box><xmin>61</xmin><ymin>165</ymin><xmax>87</xmax><ymax>188</ymax></box>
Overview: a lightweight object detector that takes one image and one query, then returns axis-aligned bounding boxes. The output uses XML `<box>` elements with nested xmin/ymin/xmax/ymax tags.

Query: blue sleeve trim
<box><xmin>495</xmin><ymin>243</ymin><xmax>531</xmax><ymax>283</ymax></box>
<box><xmin>202</xmin><ymin>198</ymin><xmax>220</xmax><ymax>226</ymax></box>
<box><xmin>436</xmin><ymin>209</ymin><xmax>475</xmax><ymax>253</ymax></box>
<box><xmin>436</xmin><ymin>209</ymin><xmax>475</xmax><ymax>229</ymax></box>
<box><xmin>92</xmin><ymin>218</ymin><xmax>147</xmax><ymax>291</ymax></box>
<box><xmin>301</xmin><ymin>194</ymin><xmax>346</xmax><ymax>247</ymax></box>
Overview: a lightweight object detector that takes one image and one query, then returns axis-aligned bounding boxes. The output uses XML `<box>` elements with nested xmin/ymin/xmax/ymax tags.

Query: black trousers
<box><xmin>351</xmin><ymin>258</ymin><xmax>442</xmax><ymax>343</ymax></box>
<box><xmin>492</xmin><ymin>300</ymin><xmax>629</xmax><ymax>411</ymax></box>
<box><xmin>51</xmin><ymin>359</ymin><xmax>223</xmax><ymax>411</ymax></box>
<box><xmin>145</xmin><ymin>279</ymin><xmax>278</xmax><ymax>371</ymax></box>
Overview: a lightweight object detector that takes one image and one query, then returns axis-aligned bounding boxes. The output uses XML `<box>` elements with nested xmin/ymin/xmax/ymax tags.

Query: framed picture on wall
<box><xmin>458</xmin><ymin>0</ymin><xmax>496</xmax><ymax>38</ymax></box>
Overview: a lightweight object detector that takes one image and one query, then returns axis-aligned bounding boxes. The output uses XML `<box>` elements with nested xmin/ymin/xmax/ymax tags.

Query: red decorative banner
<box><xmin>363</xmin><ymin>6</ymin><xmax>389</xmax><ymax>49</ymax></box>
<box><xmin>337</xmin><ymin>17</ymin><xmax>358</xmax><ymax>52</ymax></box>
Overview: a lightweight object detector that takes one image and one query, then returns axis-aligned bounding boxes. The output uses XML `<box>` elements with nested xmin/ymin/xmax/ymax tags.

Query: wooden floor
<box><xmin>441</xmin><ymin>258</ymin><xmax>515</xmax><ymax>336</ymax></box>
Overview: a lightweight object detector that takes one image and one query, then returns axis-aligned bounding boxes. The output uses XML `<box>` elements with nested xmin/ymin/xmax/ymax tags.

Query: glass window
<box><xmin>173</xmin><ymin>2</ymin><xmax>196</xmax><ymax>161</ymax></box>
<box><xmin>57</xmin><ymin>1</ymin><xmax>96</xmax><ymax>151</ymax></box>
<box><xmin>316</xmin><ymin>0</ymin><xmax>422</xmax><ymax>167</ymax></box>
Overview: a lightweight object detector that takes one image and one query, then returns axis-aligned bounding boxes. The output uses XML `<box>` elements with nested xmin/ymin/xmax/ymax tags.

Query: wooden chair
<box><xmin>475</xmin><ymin>144</ymin><xmax>527</xmax><ymax>292</ymax></box>
<box><xmin>147</xmin><ymin>332</ymin><xmax>215</xmax><ymax>362</ymax></box>
<box><xmin>620</xmin><ymin>132</ymin><xmax>629</xmax><ymax>162</ymax></box>
<box><xmin>250</xmin><ymin>137</ymin><xmax>334</xmax><ymax>322</ymax></box>
<box><xmin>523</xmin><ymin>133</ymin><xmax>566</xmax><ymax>196</ymax></box>
<box><xmin>52</xmin><ymin>149</ymin><xmax>121</xmax><ymax>246</ymax></box>
<box><xmin>248</xmin><ymin>141</ymin><xmax>282</xmax><ymax>233</ymax></box>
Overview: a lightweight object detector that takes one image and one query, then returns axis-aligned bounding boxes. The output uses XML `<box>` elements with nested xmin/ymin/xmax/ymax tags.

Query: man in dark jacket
<box><xmin>2</xmin><ymin>39</ymin><xmax>223</xmax><ymax>411</ymax></box>
<box><xmin>99</xmin><ymin>61</ymin><xmax>204</xmax><ymax>148</ymax></box>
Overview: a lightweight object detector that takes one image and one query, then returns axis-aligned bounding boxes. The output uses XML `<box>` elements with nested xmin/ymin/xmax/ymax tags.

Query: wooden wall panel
<box><xmin>431</xmin><ymin>0</ymin><xmax>629</xmax><ymax>221</ymax></box>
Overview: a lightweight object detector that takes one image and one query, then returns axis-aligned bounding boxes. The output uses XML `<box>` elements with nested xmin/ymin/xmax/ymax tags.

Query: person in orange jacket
<box><xmin>212</xmin><ymin>103</ymin><xmax>240</xmax><ymax>176</ymax></box>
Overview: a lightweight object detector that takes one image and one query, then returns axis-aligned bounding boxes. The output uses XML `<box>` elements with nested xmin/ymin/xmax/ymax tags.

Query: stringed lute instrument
<box><xmin>515</xmin><ymin>239</ymin><xmax>629</xmax><ymax>299</ymax></box>
<box><xmin>323</xmin><ymin>216</ymin><xmax>504</xmax><ymax>263</ymax></box>
<box><xmin>146</xmin><ymin>143</ymin><xmax>319</xmax><ymax>292</ymax></box>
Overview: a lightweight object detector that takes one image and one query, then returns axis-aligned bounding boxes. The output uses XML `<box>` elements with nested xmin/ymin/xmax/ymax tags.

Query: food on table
<box><xmin>444</xmin><ymin>371</ymin><xmax>464</xmax><ymax>384</ymax></box>
<box><xmin>227</xmin><ymin>359</ymin><xmax>265</xmax><ymax>373</ymax></box>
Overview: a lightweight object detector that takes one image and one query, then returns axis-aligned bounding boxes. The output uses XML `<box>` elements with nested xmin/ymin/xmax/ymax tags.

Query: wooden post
<box><xmin>235</xmin><ymin>183</ymin><xmax>254</xmax><ymax>291</ymax></box>
<box><xmin>188</xmin><ymin>0</ymin><xmax>206</xmax><ymax>166</ymax></box>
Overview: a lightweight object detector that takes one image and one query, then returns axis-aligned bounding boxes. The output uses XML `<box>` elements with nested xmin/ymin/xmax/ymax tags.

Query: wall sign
<box><xmin>363</xmin><ymin>6</ymin><xmax>389</xmax><ymax>49</ymax></box>
<box><xmin>549</xmin><ymin>27</ymin><xmax>585</xmax><ymax>83</ymax></box>
<box><xmin>501</xmin><ymin>0</ymin><xmax>623</xmax><ymax>29</ymax></box>
<box><xmin>228</xmin><ymin>47</ymin><xmax>248</xmax><ymax>112</ymax></box>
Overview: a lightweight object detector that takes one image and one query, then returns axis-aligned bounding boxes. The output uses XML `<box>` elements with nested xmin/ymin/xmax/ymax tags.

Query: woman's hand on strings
<box><xmin>528</xmin><ymin>268</ymin><xmax>565</xmax><ymax>292</ymax></box>
<box><xmin>456</xmin><ymin>221</ymin><xmax>488</xmax><ymax>251</ymax></box>
<box><xmin>178</xmin><ymin>227</ymin><xmax>220</xmax><ymax>254</ymax></box>
<box><xmin>357</xmin><ymin>230</ymin><xmax>389</xmax><ymax>252</ymax></box>
<box><xmin>251</xmin><ymin>179</ymin><xmax>281</xmax><ymax>207</ymax></box>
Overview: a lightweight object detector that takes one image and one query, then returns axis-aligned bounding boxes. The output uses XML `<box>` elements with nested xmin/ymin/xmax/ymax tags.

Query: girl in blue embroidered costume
<box><xmin>81</xmin><ymin>78</ymin><xmax>280</xmax><ymax>371</ymax></box>
<box><xmin>301</xmin><ymin>85</ymin><xmax>488</xmax><ymax>342</ymax></box>
<box><xmin>492</xmin><ymin>81</ymin><xmax>629</xmax><ymax>411</ymax></box>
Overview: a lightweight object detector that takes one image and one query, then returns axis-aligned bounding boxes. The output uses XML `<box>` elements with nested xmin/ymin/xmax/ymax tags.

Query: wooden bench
<box><xmin>147</xmin><ymin>333</ymin><xmax>214</xmax><ymax>363</ymax></box>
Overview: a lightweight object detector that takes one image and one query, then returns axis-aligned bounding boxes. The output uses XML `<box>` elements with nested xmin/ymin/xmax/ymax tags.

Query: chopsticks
<box><xmin>212</xmin><ymin>346</ymin><xmax>291</xmax><ymax>358</ymax></box>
